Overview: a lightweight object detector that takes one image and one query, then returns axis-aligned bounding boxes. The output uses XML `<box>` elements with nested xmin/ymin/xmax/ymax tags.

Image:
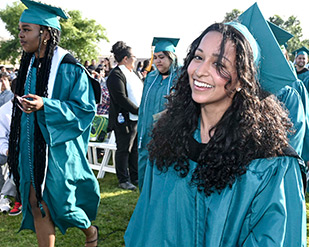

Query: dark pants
<box><xmin>114</xmin><ymin>120</ymin><xmax>138</xmax><ymax>184</ymax></box>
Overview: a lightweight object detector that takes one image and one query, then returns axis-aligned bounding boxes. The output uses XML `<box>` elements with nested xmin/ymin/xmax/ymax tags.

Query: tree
<box><xmin>0</xmin><ymin>2</ymin><xmax>25</xmax><ymax>64</ymax></box>
<box><xmin>269</xmin><ymin>15</ymin><xmax>309</xmax><ymax>60</ymax></box>
<box><xmin>223</xmin><ymin>9</ymin><xmax>243</xmax><ymax>23</ymax></box>
<box><xmin>223</xmin><ymin>9</ymin><xmax>309</xmax><ymax>61</ymax></box>
<box><xmin>0</xmin><ymin>1</ymin><xmax>109</xmax><ymax>65</ymax></box>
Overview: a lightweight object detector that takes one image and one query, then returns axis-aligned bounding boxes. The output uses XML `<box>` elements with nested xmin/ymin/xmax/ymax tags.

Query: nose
<box><xmin>18</xmin><ymin>30</ymin><xmax>24</xmax><ymax>39</ymax></box>
<box><xmin>195</xmin><ymin>60</ymin><xmax>210</xmax><ymax>78</ymax></box>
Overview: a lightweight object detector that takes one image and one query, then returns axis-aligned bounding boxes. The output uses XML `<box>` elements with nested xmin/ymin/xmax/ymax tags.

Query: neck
<box><xmin>199</xmin><ymin>103</ymin><xmax>230</xmax><ymax>143</ymax></box>
<box><xmin>119</xmin><ymin>62</ymin><xmax>132</xmax><ymax>72</ymax></box>
<box><xmin>296</xmin><ymin>65</ymin><xmax>306</xmax><ymax>72</ymax></box>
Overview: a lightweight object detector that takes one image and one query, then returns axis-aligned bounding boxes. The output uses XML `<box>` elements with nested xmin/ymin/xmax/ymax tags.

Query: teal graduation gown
<box><xmin>276</xmin><ymin>86</ymin><xmax>306</xmax><ymax>157</ymax></box>
<box><xmin>137</xmin><ymin>69</ymin><xmax>178</xmax><ymax>190</ymax></box>
<box><xmin>125</xmin><ymin>127</ymin><xmax>306</xmax><ymax>246</ymax></box>
<box><xmin>291</xmin><ymin>80</ymin><xmax>309</xmax><ymax>163</ymax></box>
<box><xmin>297</xmin><ymin>70</ymin><xmax>309</xmax><ymax>94</ymax></box>
<box><xmin>19</xmin><ymin>62</ymin><xmax>100</xmax><ymax>234</ymax></box>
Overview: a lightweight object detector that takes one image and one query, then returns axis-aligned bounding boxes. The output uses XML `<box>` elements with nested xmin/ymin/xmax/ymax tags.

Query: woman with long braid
<box><xmin>8</xmin><ymin>1</ymin><xmax>101</xmax><ymax>246</ymax></box>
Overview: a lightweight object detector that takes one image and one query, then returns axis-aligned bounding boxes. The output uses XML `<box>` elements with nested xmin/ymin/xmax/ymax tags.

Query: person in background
<box><xmin>293</xmin><ymin>46</ymin><xmax>309</xmax><ymax>92</ymax></box>
<box><xmin>268</xmin><ymin>22</ymin><xmax>309</xmax><ymax>168</ymax></box>
<box><xmin>107</xmin><ymin>41</ymin><xmax>143</xmax><ymax>190</ymax></box>
<box><xmin>125</xmin><ymin>3</ymin><xmax>306</xmax><ymax>246</ymax></box>
<box><xmin>0</xmin><ymin>72</ymin><xmax>14</xmax><ymax>107</ymax></box>
<box><xmin>137</xmin><ymin>37</ymin><xmax>180</xmax><ymax>190</ymax></box>
<box><xmin>0</xmin><ymin>78</ymin><xmax>22</xmax><ymax>216</ymax></box>
<box><xmin>96</xmin><ymin>68</ymin><xmax>110</xmax><ymax>116</ymax></box>
<box><xmin>103</xmin><ymin>57</ymin><xmax>112</xmax><ymax>77</ymax></box>
<box><xmin>8</xmin><ymin>1</ymin><xmax>101</xmax><ymax>246</ymax></box>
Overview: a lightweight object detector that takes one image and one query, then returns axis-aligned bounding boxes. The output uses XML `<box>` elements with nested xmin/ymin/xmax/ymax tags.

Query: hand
<box><xmin>16</xmin><ymin>94</ymin><xmax>44</xmax><ymax>113</ymax></box>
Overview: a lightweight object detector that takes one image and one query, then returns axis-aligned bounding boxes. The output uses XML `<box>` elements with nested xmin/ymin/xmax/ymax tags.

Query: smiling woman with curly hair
<box><xmin>124</xmin><ymin>4</ymin><xmax>306</xmax><ymax>247</ymax></box>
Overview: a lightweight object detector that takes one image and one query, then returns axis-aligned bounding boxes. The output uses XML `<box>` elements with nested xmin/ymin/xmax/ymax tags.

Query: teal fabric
<box><xmin>20</xmin><ymin>0</ymin><xmax>68</xmax><ymax>30</ymax></box>
<box><xmin>226</xmin><ymin>22</ymin><xmax>261</xmax><ymax>65</ymax></box>
<box><xmin>293</xmin><ymin>46</ymin><xmax>309</xmax><ymax>57</ymax></box>
<box><xmin>297</xmin><ymin>71</ymin><xmax>309</xmax><ymax>93</ymax></box>
<box><xmin>291</xmin><ymin>80</ymin><xmax>309</xmax><ymax>162</ymax></box>
<box><xmin>125</xmin><ymin>126</ymin><xmax>307</xmax><ymax>246</ymax></box>
<box><xmin>276</xmin><ymin>86</ymin><xmax>306</xmax><ymax>156</ymax></box>
<box><xmin>137</xmin><ymin>69</ymin><xmax>178</xmax><ymax>190</ymax></box>
<box><xmin>152</xmin><ymin>37</ymin><xmax>180</xmax><ymax>53</ymax></box>
<box><xmin>19</xmin><ymin>63</ymin><xmax>100</xmax><ymax>234</ymax></box>
<box><xmin>288</xmin><ymin>61</ymin><xmax>297</xmax><ymax>76</ymax></box>
<box><xmin>267</xmin><ymin>21</ymin><xmax>293</xmax><ymax>47</ymax></box>
<box><xmin>235</xmin><ymin>3</ymin><xmax>298</xmax><ymax>94</ymax></box>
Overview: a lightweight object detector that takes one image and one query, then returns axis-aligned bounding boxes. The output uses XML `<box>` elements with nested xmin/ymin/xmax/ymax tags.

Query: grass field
<box><xmin>0</xmin><ymin>172</ymin><xmax>308</xmax><ymax>246</ymax></box>
<box><xmin>0</xmin><ymin>173</ymin><xmax>139</xmax><ymax>247</ymax></box>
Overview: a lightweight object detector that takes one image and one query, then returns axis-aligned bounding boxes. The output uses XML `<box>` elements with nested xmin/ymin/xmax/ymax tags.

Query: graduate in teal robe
<box><xmin>276</xmin><ymin>86</ymin><xmax>306</xmax><ymax>157</ymax></box>
<box><xmin>269</xmin><ymin>23</ymin><xmax>309</xmax><ymax>165</ymax></box>
<box><xmin>293</xmin><ymin>47</ymin><xmax>309</xmax><ymax>92</ymax></box>
<box><xmin>125</xmin><ymin>3</ymin><xmax>306</xmax><ymax>246</ymax></box>
<box><xmin>8</xmin><ymin>1</ymin><xmax>101</xmax><ymax>246</ymax></box>
<box><xmin>137</xmin><ymin>37</ymin><xmax>180</xmax><ymax>190</ymax></box>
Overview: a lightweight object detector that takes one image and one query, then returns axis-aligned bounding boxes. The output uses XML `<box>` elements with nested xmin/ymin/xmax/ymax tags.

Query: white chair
<box><xmin>88</xmin><ymin>131</ymin><xmax>117</xmax><ymax>178</ymax></box>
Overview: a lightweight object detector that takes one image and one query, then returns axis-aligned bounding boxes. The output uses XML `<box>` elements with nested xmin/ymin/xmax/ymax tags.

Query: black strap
<box><xmin>281</xmin><ymin>145</ymin><xmax>307</xmax><ymax>193</ymax></box>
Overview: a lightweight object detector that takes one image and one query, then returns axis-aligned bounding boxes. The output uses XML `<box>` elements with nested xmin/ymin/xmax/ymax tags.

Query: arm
<box><xmin>36</xmin><ymin>64</ymin><xmax>96</xmax><ymax>146</ymax></box>
<box><xmin>241</xmin><ymin>157</ymin><xmax>306</xmax><ymax>246</ymax></box>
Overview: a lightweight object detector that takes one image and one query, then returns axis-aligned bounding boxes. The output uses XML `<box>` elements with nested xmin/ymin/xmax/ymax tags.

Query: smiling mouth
<box><xmin>194</xmin><ymin>80</ymin><xmax>214</xmax><ymax>88</ymax></box>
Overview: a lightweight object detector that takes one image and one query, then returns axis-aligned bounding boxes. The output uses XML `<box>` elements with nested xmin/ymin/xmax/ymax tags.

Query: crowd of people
<box><xmin>0</xmin><ymin>0</ymin><xmax>308</xmax><ymax>246</ymax></box>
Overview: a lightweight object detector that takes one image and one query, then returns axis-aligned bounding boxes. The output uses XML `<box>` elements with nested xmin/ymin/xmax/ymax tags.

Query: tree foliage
<box><xmin>223</xmin><ymin>9</ymin><xmax>243</xmax><ymax>23</ymax></box>
<box><xmin>0</xmin><ymin>1</ymin><xmax>109</xmax><ymax>65</ymax></box>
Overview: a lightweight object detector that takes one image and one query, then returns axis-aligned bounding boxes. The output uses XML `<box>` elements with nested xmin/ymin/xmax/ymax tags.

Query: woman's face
<box><xmin>187</xmin><ymin>31</ymin><xmax>238</xmax><ymax>111</ymax></box>
<box><xmin>124</xmin><ymin>49</ymin><xmax>137</xmax><ymax>71</ymax></box>
<box><xmin>18</xmin><ymin>22</ymin><xmax>50</xmax><ymax>57</ymax></box>
<box><xmin>153</xmin><ymin>51</ymin><xmax>172</xmax><ymax>74</ymax></box>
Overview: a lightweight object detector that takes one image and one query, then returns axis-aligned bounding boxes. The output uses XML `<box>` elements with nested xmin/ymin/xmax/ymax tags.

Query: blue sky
<box><xmin>1</xmin><ymin>0</ymin><xmax>308</xmax><ymax>59</ymax></box>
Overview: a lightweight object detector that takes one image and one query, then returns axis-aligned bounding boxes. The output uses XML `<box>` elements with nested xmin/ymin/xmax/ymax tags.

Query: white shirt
<box><xmin>119</xmin><ymin>65</ymin><xmax>143</xmax><ymax>121</ymax></box>
<box><xmin>0</xmin><ymin>100</ymin><xmax>12</xmax><ymax>156</ymax></box>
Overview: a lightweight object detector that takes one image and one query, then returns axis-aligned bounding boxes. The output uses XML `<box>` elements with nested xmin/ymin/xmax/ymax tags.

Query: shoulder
<box><xmin>107</xmin><ymin>67</ymin><xmax>125</xmax><ymax>82</ymax></box>
<box><xmin>246</xmin><ymin>155</ymin><xmax>301</xmax><ymax>176</ymax></box>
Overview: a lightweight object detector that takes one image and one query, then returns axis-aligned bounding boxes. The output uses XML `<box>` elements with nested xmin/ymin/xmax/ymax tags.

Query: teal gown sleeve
<box><xmin>276</xmin><ymin>86</ymin><xmax>306</xmax><ymax>156</ymax></box>
<box><xmin>240</xmin><ymin>158</ymin><xmax>306</xmax><ymax>246</ymax></box>
<box><xmin>37</xmin><ymin>63</ymin><xmax>96</xmax><ymax>146</ymax></box>
<box><xmin>291</xmin><ymin>80</ymin><xmax>309</xmax><ymax>162</ymax></box>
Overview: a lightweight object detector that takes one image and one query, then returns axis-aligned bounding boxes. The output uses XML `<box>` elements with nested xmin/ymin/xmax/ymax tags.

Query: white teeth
<box><xmin>194</xmin><ymin>80</ymin><xmax>214</xmax><ymax>88</ymax></box>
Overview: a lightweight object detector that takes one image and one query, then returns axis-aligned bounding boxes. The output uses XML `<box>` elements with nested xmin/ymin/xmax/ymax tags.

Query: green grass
<box><xmin>0</xmin><ymin>173</ymin><xmax>139</xmax><ymax>247</ymax></box>
<box><xmin>0</xmin><ymin>174</ymin><xmax>308</xmax><ymax>246</ymax></box>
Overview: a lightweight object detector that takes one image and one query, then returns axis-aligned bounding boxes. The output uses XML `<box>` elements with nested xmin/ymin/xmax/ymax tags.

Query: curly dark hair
<box><xmin>8</xmin><ymin>25</ymin><xmax>61</xmax><ymax>206</ymax></box>
<box><xmin>148</xmin><ymin>23</ymin><xmax>292</xmax><ymax>196</ymax></box>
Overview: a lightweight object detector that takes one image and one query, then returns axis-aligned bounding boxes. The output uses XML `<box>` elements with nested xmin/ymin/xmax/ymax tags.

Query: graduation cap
<box><xmin>267</xmin><ymin>21</ymin><xmax>293</xmax><ymax>47</ymax></box>
<box><xmin>227</xmin><ymin>2</ymin><xmax>297</xmax><ymax>94</ymax></box>
<box><xmin>152</xmin><ymin>37</ymin><xmax>180</xmax><ymax>53</ymax></box>
<box><xmin>292</xmin><ymin>46</ymin><xmax>309</xmax><ymax>57</ymax></box>
<box><xmin>20</xmin><ymin>0</ymin><xmax>69</xmax><ymax>30</ymax></box>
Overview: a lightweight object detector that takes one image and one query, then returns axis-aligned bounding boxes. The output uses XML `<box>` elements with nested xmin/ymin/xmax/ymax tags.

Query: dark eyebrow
<box><xmin>196</xmin><ymin>47</ymin><xmax>232</xmax><ymax>64</ymax></box>
<box><xmin>21</xmin><ymin>24</ymin><xmax>32</xmax><ymax>28</ymax></box>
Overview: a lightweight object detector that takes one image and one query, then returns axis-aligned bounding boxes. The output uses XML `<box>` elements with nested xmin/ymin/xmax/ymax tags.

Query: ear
<box><xmin>43</xmin><ymin>29</ymin><xmax>51</xmax><ymax>41</ymax></box>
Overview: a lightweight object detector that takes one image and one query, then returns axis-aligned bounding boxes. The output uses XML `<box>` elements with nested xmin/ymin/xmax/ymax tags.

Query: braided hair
<box><xmin>8</xmin><ymin>26</ymin><xmax>61</xmax><ymax>206</ymax></box>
